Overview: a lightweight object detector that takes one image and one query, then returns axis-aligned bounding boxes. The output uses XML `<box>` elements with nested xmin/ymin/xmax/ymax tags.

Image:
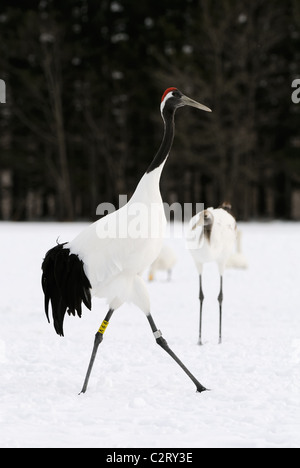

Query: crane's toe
<box><xmin>196</xmin><ymin>385</ymin><xmax>209</xmax><ymax>393</ymax></box>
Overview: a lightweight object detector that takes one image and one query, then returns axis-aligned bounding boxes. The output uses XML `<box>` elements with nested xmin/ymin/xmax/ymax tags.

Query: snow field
<box><xmin>0</xmin><ymin>221</ymin><xmax>299</xmax><ymax>448</ymax></box>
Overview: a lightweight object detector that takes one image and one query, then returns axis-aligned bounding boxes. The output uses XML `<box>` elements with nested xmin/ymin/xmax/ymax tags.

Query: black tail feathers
<box><xmin>41</xmin><ymin>243</ymin><xmax>92</xmax><ymax>336</ymax></box>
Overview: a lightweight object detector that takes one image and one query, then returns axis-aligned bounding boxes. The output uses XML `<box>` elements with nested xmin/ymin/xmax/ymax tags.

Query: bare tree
<box><xmin>40</xmin><ymin>26</ymin><xmax>74</xmax><ymax>220</ymax></box>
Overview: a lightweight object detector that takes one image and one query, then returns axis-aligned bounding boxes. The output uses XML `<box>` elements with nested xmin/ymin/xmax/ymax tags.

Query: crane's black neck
<box><xmin>146</xmin><ymin>108</ymin><xmax>175</xmax><ymax>174</ymax></box>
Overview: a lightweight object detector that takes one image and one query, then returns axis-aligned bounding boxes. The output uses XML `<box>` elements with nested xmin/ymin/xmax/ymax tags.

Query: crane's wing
<box><xmin>68</xmin><ymin>204</ymin><xmax>165</xmax><ymax>290</ymax></box>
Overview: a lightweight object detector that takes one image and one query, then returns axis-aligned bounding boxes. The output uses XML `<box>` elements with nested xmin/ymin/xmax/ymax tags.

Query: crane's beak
<box><xmin>181</xmin><ymin>94</ymin><xmax>212</xmax><ymax>112</ymax></box>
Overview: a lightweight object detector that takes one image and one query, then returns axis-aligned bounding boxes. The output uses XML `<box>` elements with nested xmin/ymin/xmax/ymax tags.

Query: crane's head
<box><xmin>191</xmin><ymin>209</ymin><xmax>214</xmax><ymax>230</ymax></box>
<box><xmin>160</xmin><ymin>87</ymin><xmax>212</xmax><ymax>115</ymax></box>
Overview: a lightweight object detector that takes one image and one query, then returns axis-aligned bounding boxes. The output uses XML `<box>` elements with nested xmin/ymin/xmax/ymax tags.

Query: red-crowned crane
<box><xmin>42</xmin><ymin>87</ymin><xmax>212</xmax><ymax>394</ymax></box>
<box><xmin>187</xmin><ymin>203</ymin><xmax>236</xmax><ymax>345</ymax></box>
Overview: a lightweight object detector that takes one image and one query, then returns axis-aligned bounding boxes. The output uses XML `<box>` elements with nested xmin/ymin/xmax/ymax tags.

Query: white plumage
<box><xmin>68</xmin><ymin>168</ymin><xmax>165</xmax><ymax>313</ymax></box>
<box><xmin>148</xmin><ymin>243</ymin><xmax>177</xmax><ymax>281</ymax></box>
<box><xmin>187</xmin><ymin>205</ymin><xmax>237</xmax><ymax>344</ymax></box>
<box><xmin>188</xmin><ymin>207</ymin><xmax>236</xmax><ymax>274</ymax></box>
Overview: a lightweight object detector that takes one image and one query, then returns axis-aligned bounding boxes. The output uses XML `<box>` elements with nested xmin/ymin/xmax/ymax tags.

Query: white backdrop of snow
<box><xmin>0</xmin><ymin>221</ymin><xmax>299</xmax><ymax>448</ymax></box>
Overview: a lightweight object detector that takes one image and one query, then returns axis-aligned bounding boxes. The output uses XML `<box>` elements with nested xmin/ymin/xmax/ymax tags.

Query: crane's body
<box><xmin>187</xmin><ymin>206</ymin><xmax>236</xmax><ymax>345</ymax></box>
<box><xmin>190</xmin><ymin>207</ymin><xmax>236</xmax><ymax>274</ymax></box>
<box><xmin>67</xmin><ymin>167</ymin><xmax>166</xmax><ymax>313</ymax></box>
<box><xmin>42</xmin><ymin>87</ymin><xmax>211</xmax><ymax>394</ymax></box>
<box><xmin>148</xmin><ymin>243</ymin><xmax>177</xmax><ymax>281</ymax></box>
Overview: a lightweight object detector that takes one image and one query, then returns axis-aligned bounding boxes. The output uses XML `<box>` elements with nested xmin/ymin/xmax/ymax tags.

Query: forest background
<box><xmin>0</xmin><ymin>0</ymin><xmax>300</xmax><ymax>221</ymax></box>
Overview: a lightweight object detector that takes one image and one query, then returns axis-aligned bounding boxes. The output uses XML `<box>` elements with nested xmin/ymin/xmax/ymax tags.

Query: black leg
<box><xmin>198</xmin><ymin>275</ymin><xmax>204</xmax><ymax>345</ymax></box>
<box><xmin>146</xmin><ymin>313</ymin><xmax>207</xmax><ymax>393</ymax></box>
<box><xmin>217</xmin><ymin>276</ymin><xmax>223</xmax><ymax>344</ymax></box>
<box><xmin>79</xmin><ymin>309</ymin><xmax>114</xmax><ymax>394</ymax></box>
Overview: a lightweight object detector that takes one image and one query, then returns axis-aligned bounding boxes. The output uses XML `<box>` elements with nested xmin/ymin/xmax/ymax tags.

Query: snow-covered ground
<box><xmin>0</xmin><ymin>221</ymin><xmax>299</xmax><ymax>448</ymax></box>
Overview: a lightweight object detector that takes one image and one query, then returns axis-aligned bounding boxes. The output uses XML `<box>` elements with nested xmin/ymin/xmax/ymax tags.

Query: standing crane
<box><xmin>42</xmin><ymin>87</ymin><xmax>212</xmax><ymax>394</ymax></box>
<box><xmin>187</xmin><ymin>203</ymin><xmax>236</xmax><ymax>345</ymax></box>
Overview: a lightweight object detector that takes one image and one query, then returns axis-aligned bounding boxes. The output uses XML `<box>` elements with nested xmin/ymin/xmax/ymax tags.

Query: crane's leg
<box><xmin>218</xmin><ymin>276</ymin><xmax>223</xmax><ymax>344</ymax></box>
<box><xmin>79</xmin><ymin>309</ymin><xmax>114</xmax><ymax>394</ymax></box>
<box><xmin>198</xmin><ymin>275</ymin><xmax>204</xmax><ymax>345</ymax></box>
<box><xmin>146</xmin><ymin>313</ymin><xmax>207</xmax><ymax>393</ymax></box>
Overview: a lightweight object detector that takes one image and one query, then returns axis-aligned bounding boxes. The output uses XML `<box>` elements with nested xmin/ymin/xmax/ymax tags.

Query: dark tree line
<box><xmin>0</xmin><ymin>0</ymin><xmax>299</xmax><ymax>221</ymax></box>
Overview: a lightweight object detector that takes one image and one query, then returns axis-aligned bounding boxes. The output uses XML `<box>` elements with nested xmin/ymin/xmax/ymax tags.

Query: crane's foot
<box><xmin>196</xmin><ymin>386</ymin><xmax>208</xmax><ymax>393</ymax></box>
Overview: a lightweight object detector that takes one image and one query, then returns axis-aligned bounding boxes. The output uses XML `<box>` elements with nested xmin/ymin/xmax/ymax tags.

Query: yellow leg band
<box><xmin>98</xmin><ymin>320</ymin><xmax>109</xmax><ymax>335</ymax></box>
